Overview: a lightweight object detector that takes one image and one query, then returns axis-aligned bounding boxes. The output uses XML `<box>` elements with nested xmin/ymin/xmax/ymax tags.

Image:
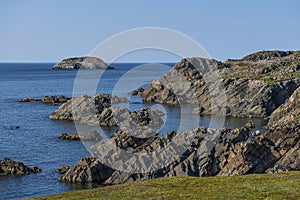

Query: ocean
<box><xmin>0</xmin><ymin>63</ymin><xmax>267</xmax><ymax>199</ymax></box>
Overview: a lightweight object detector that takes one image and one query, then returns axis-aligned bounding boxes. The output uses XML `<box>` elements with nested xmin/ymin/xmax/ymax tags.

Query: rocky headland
<box><xmin>52</xmin><ymin>56</ymin><xmax>114</xmax><ymax>70</ymax></box>
<box><xmin>141</xmin><ymin>50</ymin><xmax>300</xmax><ymax>118</ymax></box>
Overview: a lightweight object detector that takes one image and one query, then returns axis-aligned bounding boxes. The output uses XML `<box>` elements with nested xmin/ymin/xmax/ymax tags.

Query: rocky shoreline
<box><xmin>54</xmin><ymin>50</ymin><xmax>300</xmax><ymax>185</ymax></box>
<box><xmin>11</xmin><ymin>50</ymin><xmax>300</xmax><ymax>187</ymax></box>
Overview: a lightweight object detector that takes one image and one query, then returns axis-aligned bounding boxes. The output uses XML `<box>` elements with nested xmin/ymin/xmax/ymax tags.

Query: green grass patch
<box><xmin>29</xmin><ymin>171</ymin><xmax>300</xmax><ymax>200</ymax></box>
<box><xmin>257</xmin><ymin>64</ymin><xmax>267</xmax><ymax>68</ymax></box>
<box><xmin>295</xmin><ymin>115</ymin><xmax>300</xmax><ymax>121</ymax></box>
<box><xmin>237</xmin><ymin>62</ymin><xmax>248</xmax><ymax>67</ymax></box>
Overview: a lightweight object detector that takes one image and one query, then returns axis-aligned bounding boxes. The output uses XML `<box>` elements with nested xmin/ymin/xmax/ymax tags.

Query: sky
<box><xmin>0</xmin><ymin>0</ymin><xmax>299</xmax><ymax>62</ymax></box>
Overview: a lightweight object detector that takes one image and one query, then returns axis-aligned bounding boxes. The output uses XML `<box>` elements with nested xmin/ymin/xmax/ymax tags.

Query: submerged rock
<box><xmin>52</xmin><ymin>56</ymin><xmax>114</xmax><ymax>70</ymax></box>
<box><xmin>0</xmin><ymin>158</ymin><xmax>41</xmax><ymax>175</ymax></box>
<box><xmin>4</xmin><ymin>126</ymin><xmax>20</xmax><ymax>130</ymax></box>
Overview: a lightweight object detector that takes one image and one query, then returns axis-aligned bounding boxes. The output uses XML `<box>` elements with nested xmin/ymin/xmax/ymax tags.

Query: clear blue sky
<box><xmin>0</xmin><ymin>0</ymin><xmax>299</xmax><ymax>62</ymax></box>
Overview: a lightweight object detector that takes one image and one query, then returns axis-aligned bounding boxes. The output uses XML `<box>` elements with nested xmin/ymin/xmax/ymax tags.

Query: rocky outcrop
<box><xmin>55</xmin><ymin>165</ymin><xmax>70</xmax><ymax>174</ymax></box>
<box><xmin>238</xmin><ymin>50</ymin><xmax>295</xmax><ymax>62</ymax></box>
<box><xmin>58</xmin><ymin>157</ymin><xmax>115</xmax><ymax>183</ymax></box>
<box><xmin>129</xmin><ymin>88</ymin><xmax>144</xmax><ymax>96</ymax></box>
<box><xmin>0</xmin><ymin>158</ymin><xmax>41</xmax><ymax>175</ymax></box>
<box><xmin>141</xmin><ymin>51</ymin><xmax>300</xmax><ymax>117</ymax></box>
<box><xmin>49</xmin><ymin>94</ymin><xmax>125</xmax><ymax>125</ymax></box>
<box><xmin>59</xmin><ymin>117</ymin><xmax>300</xmax><ymax>184</ymax></box>
<box><xmin>49</xmin><ymin>94</ymin><xmax>163</xmax><ymax>129</ymax></box>
<box><xmin>52</xmin><ymin>56</ymin><xmax>113</xmax><ymax>70</ymax></box>
<box><xmin>58</xmin><ymin>131</ymin><xmax>102</xmax><ymax>141</ymax></box>
<box><xmin>18</xmin><ymin>95</ymin><xmax>70</xmax><ymax>105</ymax></box>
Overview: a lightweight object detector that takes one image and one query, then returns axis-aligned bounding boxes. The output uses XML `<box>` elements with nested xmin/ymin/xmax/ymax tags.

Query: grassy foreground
<box><xmin>30</xmin><ymin>171</ymin><xmax>300</xmax><ymax>200</ymax></box>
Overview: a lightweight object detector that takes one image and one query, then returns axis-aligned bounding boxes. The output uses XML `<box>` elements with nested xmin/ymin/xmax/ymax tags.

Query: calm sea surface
<box><xmin>0</xmin><ymin>63</ymin><xmax>267</xmax><ymax>199</ymax></box>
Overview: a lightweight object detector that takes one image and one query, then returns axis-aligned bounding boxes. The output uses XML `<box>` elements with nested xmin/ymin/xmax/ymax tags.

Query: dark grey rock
<box><xmin>0</xmin><ymin>158</ymin><xmax>41</xmax><ymax>175</ymax></box>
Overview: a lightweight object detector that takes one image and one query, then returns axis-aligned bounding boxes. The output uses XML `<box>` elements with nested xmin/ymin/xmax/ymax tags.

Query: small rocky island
<box><xmin>52</xmin><ymin>56</ymin><xmax>114</xmax><ymax>70</ymax></box>
<box><xmin>0</xmin><ymin>158</ymin><xmax>41</xmax><ymax>175</ymax></box>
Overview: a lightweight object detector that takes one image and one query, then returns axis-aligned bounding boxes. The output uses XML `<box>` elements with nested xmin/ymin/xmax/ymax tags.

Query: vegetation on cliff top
<box><xmin>30</xmin><ymin>171</ymin><xmax>300</xmax><ymax>200</ymax></box>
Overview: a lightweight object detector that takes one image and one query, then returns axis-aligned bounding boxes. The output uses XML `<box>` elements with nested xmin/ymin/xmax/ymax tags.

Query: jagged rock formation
<box><xmin>58</xmin><ymin>117</ymin><xmax>300</xmax><ymax>184</ymax></box>
<box><xmin>49</xmin><ymin>94</ymin><xmax>164</xmax><ymax>130</ymax></box>
<box><xmin>141</xmin><ymin>51</ymin><xmax>300</xmax><ymax>117</ymax></box>
<box><xmin>267</xmin><ymin>86</ymin><xmax>300</xmax><ymax>128</ymax></box>
<box><xmin>52</xmin><ymin>56</ymin><xmax>113</xmax><ymax>70</ymax></box>
<box><xmin>49</xmin><ymin>94</ymin><xmax>126</xmax><ymax>125</ymax></box>
<box><xmin>0</xmin><ymin>158</ymin><xmax>41</xmax><ymax>175</ymax></box>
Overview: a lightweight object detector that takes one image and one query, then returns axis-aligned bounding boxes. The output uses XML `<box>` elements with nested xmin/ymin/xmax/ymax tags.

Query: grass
<box><xmin>29</xmin><ymin>171</ymin><xmax>300</xmax><ymax>200</ymax></box>
<box><xmin>295</xmin><ymin>115</ymin><xmax>300</xmax><ymax>121</ymax></box>
<box><xmin>237</xmin><ymin>62</ymin><xmax>248</xmax><ymax>67</ymax></box>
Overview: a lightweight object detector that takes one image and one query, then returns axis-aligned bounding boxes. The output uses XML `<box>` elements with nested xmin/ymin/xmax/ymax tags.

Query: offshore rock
<box><xmin>0</xmin><ymin>158</ymin><xmax>41</xmax><ymax>175</ymax></box>
<box><xmin>52</xmin><ymin>56</ymin><xmax>114</xmax><ymax>70</ymax></box>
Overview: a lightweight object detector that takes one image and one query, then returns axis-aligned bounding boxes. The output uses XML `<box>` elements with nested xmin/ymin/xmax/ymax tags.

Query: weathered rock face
<box><xmin>59</xmin><ymin>118</ymin><xmax>300</xmax><ymax>184</ymax></box>
<box><xmin>49</xmin><ymin>94</ymin><xmax>164</xmax><ymax>129</ymax></box>
<box><xmin>267</xmin><ymin>86</ymin><xmax>300</xmax><ymax>128</ymax></box>
<box><xmin>49</xmin><ymin>94</ymin><xmax>126</xmax><ymax>125</ymax></box>
<box><xmin>52</xmin><ymin>56</ymin><xmax>113</xmax><ymax>70</ymax></box>
<box><xmin>0</xmin><ymin>158</ymin><xmax>41</xmax><ymax>175</ymax></box>
<box><xmin>58</xmin><ymin>157</ymin><xmax>115</xmax><ymax>183</ymax></box>
<box><xmin>142</xmin><ymin>51</ymin><xmax>300</xmax><ymax>117</ymax></box>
